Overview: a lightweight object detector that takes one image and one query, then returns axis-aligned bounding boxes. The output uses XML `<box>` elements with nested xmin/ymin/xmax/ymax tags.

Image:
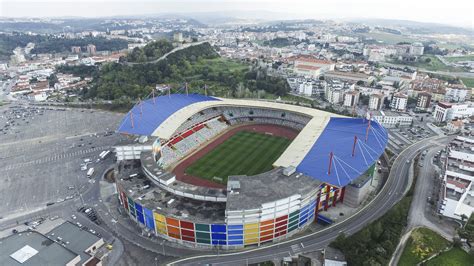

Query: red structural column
<box><xmin>352</xmin><ymin>135</ymin><xmax>358</xmax><ymax>157</ymax></box>
<box><xmin>130</xmin><ymin>112</ymin><xmax>134</xmax><ymax>128</ymax></box>
<box><xmin>365</xmin><ymin>119</ymin><xmax>371</xmax><ymax>142</ymax></box>
<box><xmin>139</xmin><ymin>98</ymin><xmax>143</xmax><ymax>116</ymax></box>
<box><xmin>339</xmin><ymin>187</ymin><xmax>346</xmax><ymax>203</ymax></box>
<box><xmin>332</xmin><ymin>189</ymin><xmax>339</xmax><ymax>207</ymax></box>
<box><xmin>314</xmin><ymin>192</ymin><xmax>321</xmax><ymax>223</ymax></box>
<box><xmin>324</xmin><ymin>184</ymin><xmax>331</xmax><ymax>211</ymax></box>
<box><xmin>328</xmin><ymin>152</ymin><xmax>333</xmax><ymax>175</ymax></box>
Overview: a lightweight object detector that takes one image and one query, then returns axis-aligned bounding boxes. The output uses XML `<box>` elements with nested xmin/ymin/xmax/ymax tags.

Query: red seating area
<box><xmin>167</xmin><ymin>123</ymin><xmax>205</xmax><ymax>147</ymax></box>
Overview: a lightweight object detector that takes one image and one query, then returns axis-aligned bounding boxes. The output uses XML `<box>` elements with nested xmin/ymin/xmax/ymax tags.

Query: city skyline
<box><xmin>1</xmin><ymin>0</ymin><xmax>473</xmax><ymax>28</ymax></box>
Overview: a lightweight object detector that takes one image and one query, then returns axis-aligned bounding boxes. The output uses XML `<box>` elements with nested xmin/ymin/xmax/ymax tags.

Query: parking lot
<box><xmin>387</xmin><ymin>123</ymin><xmax>438</xmax><ymax>153</ymax></box>
<box><xmin>0</xmin><ymin>104</ymin><xmax>125</xmax><ymax>217</ymax></box>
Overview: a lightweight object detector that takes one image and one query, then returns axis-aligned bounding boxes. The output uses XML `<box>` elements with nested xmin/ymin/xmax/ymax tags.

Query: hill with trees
<box><xmin>80</xmin><ymin>40</ymin><xmax>289</xmax><ymax>102</ymax></box>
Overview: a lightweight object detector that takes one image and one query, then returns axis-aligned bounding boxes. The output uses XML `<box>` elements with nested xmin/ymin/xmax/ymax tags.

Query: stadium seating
<box><xmin>161</xmin><ymin>118</ymin><xmax>228</xmax><ymax>167</ymax></box>
<box><xmin>160</xmin><ymin>106</ymin><xmax>311</xmax><ymax>167</ymax></box>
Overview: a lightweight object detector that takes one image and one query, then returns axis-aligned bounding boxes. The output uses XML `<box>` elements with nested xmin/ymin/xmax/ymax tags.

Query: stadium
<box><xmin>114</xmin><ymin>93</ymin><xmax>388</xmax><ymax>249</ymax></box>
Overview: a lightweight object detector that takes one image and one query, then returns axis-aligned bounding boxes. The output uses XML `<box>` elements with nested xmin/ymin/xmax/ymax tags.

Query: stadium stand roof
<box><xmin>117</xmin><ymin>93</ymin><xmax>220</xmax><ymax>136</ymax></box>
<box><xmin>117</xmin><ymin>94</ymin><xmax>387</xmax><ymax>187</ymax></box>
<box><xmin>296</xmin><ymin>117</ymin><xmax>388</xmax><ymax>187</ymax></box>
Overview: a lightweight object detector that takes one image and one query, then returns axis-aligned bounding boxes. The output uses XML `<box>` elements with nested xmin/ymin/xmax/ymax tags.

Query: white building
<box><xmin>298</xmin><ymin>82</ymin><xmax>313</xmax><ymax>96</ymax></box>
<box><xmin>439</xmin><ymin>136</ymin><xmax>474</xmax><ymax>220</ymax></box>
<box><xmin>445</xmin><ymin>86</ymin><xmax>470</xmax><ymax>102</ymax></box>
<box><xmin>373</xmin><ymin>110</ymin><xmax>413</xmax><ymax>128</ymax></box>
<box><xmin>409</xmin><ymin>42</ymin><xmax>424</xmax><ymax>56</ymax></box>
<box><xmin>433</xmin><ymin>102</ymin><xmax>474</xmax><ymax>122</ymax></box>
<box><xmin>292</xmin><ymin>56</ymin><xmax>334</xmax><ymax>78</ymax></box>
<box><xmin>390</xmin><ymin>93</ymin><xmax>408</xmax><ymax>111</ymax></box>
<box><xmin>369</xmin><ymin>93</ymin><xmax>384</xmax><ymax>110</ymax></box>
<box><xmin>326</xmin><ymin>87</ymin><xmax>344</xmax><ymax>104</ymax></box>
<box><xmin>343</xmin><ymin>90</ymin><xmax>360</xmax><ymax>107</ymax></box>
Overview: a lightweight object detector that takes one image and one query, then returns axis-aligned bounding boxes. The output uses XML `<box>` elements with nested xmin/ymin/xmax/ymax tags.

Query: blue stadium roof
<box><xmin>296</xmin><ymin>117</ymin><xmax>388</xmax><ymax>187</ymax></box>
<box><xmin>117</xmin><ymin>93</ymin><xmax>220</xmax><ymax>136</ymax></box>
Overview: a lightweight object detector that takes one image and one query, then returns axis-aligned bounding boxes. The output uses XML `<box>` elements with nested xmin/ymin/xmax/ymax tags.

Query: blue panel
<box><xmin>134</xmin><ymin>202</ymin><xmax>143</xmax><ymax>213</ymax></box>
<box><xmin>228</xmin><ymin>230</ymin><xmax>244</xmax><ymax>235</ymax></box>
<box><xmin>300</xmin><ymin>213</ymin><xmax>308</xmax><ymax>221</ymax></box>
<box><xmin>211</xmin><ymin>224</ymin><xmax>226</xmax><ymax>233</ymax></box>
<box><xmin>228</xmin><ymin>240</ymin><xmax>244</xmax><ymax>245</ymax></box>
<box><xmin>212</xmin><ymin>240</ymin><xmax>227</xmax><ymax>245</ymax></box>
<box><xmin>299</xmin><ymin>218</ymin><xmax>308</xmax><ymax>227</ymax></box>
<box><xmin>211</xmin><ymin>233</ymin><xmax>226</xmax><ymax>240</ymax></box>
<box><xmin>227</xmin><ymin>224</ymin><xmax>243</xmax><ymax>230</ymax></box>
<box><xmin>227</xmin><ymin>235</ymin><xmax>243</xmax><ymax>240</ymax></box>
<box><xmin>136</xmin><ymin>211</ymin><xmax>145</xmax><ymax>224</ymax></box>
<box><xmin>297</xmin><ymin>118</ymin><xmax>388</xmax><ymax>187</ymax></box>
<box><xmin>117</xmin><ymin>94</ymin><xmax>221</xmax><ymax>136</ymax></box>
<box><xmin>144</xmin><ymin>208</ymin><xmax>155</xmax><ymax>230</ymax></box>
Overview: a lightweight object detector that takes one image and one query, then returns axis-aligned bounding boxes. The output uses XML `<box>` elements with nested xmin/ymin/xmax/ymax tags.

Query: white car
<box><xmin>71</xmin><ymin>215</ymin><xmax>76</xmax><ymax>220</ymax></box>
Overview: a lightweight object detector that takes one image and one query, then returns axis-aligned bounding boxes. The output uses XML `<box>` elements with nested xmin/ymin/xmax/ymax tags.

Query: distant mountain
<box><xmin>347</xmin><ymin>18</ymin><xmax>474</xmax><ymax>37</ymax></box>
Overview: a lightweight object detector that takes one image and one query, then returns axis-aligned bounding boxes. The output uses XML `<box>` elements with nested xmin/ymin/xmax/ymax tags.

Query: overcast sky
<box><xmin>1</xmin><ymin>0</ymin><xmax>473</xmax><ymax>28</ymax></box>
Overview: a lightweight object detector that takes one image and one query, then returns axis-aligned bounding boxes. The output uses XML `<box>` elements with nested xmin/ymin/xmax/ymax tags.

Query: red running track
<box><xmin>171</xmin><ymin>124</ymin><xmax>299</xmax><ymax>189</ymax></box>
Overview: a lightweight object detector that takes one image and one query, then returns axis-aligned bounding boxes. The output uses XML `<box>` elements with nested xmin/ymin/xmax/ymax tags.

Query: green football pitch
<box><xmin>185</xmin><ymin>131</ymin><xmax>292</xmax><ymax>185</ymax></box>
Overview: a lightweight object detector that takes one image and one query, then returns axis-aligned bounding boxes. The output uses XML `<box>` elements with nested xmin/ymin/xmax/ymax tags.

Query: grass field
<box><xmin>443</xmin><ymin>55</ymin><xmax>474</xmax><ymax>63</ymax></box>
<box><xmin>399</xmin><ymin>227</ymin><xmax>450</xmax><ymax>266</ymax></box>
<box><xmin>461</xmin><ymin>77</ymin><xmax>474</xmax><ymax>88</ymax></box>
<box><xmin>361</xmin><ymin>32</ymin><xmax>416</xmax><ymax>44</ymax></box>
<box><xmin>426</xmin><ymin>247</ymin><xmax>474</xmax><ymax>266</ymax></box>
<box><xmin>185</xmin><ymin>131</ymin><xmax>291</xmax><ymax>184</ymax></box>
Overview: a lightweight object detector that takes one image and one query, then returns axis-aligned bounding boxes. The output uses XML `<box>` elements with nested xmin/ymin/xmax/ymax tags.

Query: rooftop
<box><xmin>296</xmin><ymin>64</ymin><xmax>321</xmax><ymax>70</ymax></box>
<box><xmin>46</xmin><ymin>221</ymin><xmax>101</xmax><ymax>265</ymax></box>
<box><xmin>0</xmin><ymin>231</ymin><xmax>78</xmax><ymax>266</ymax></box>
<box><xmin>226</xmin><ymin>167</ymin><xmax>321</xmax><ymax>211</ymax></box>
<box><xmin>117</xmin><ymin>166</ymin><xmax>226</xmax><ymax>223</ymax></box>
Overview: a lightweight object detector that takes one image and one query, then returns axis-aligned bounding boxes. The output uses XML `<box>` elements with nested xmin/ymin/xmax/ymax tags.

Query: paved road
<box><xmin>169</xmin><ymin>135</ymin><xmax>452</xmax><ymax>265</ymax></box>
<box><xmin>390</xmin><ymin>141</ymin><xmax>456</xmax><ymax>265</ymax></box>
<box><xmin>125</xmin><ymin>41</ymin><xmax>207</xmax><ymax>66</ymax></box>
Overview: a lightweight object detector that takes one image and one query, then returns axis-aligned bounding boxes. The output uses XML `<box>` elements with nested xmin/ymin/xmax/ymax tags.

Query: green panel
<box><xmin>196</xmin><ymin>238</ymin><xmax>211</xmax><ymax>244</ymax></box>
<box><xmin>289</xmin><ymin>214</ymin><xmax>299</xmax><ymax>223</ymax></box>
<box><xmin>196</xmin><ymin>232</ymin><xmax>211</xmax><ymax>240</ymax></box>
<box><xmin>195</xmin><ymin>223</ymin><xmax>210</xmax><ymax>232</ymax></box>
<box><xmin>288</xmin><ymin>219</ymin><xmax>299</xmax><ymax>228</ymax></box>
<box><xmin>367</xmin><ymin>164</ymin><xmax>376</xmax><ymax>177</ymax></box>
<box><xmin>288</xmin><ymin>224</ymin><xmax>299</xmax><ymax>232</ymax></box>
<box><xmin>290</xmin><ymin>210</ymin><xmax>300</xmax><ymax>218</ymax></box>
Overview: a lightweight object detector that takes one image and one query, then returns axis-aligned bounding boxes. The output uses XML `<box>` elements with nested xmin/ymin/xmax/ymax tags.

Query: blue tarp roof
<box><xmin>117</xmin><ymin>93</ymin><xmax>220</xmax><ymax>136</ymax></box>
<box><xmin>296</xmin><ymin>117</ymin><xmax>388</xmax><ymax>187</ymax></box>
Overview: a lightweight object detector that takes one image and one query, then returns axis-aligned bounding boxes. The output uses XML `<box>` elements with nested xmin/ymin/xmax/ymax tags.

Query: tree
<box><xmin>47</xmin><ymin>74</ymin><xmax>58</xmax><ymax>87</ymax></box>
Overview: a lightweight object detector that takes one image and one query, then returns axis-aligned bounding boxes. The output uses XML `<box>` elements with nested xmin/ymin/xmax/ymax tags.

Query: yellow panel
<box><xmin>153</xmin><ymin>212</ymin><xmax>166</xmax><ymax>223</ymax></box>
<box><xmin>244</xmin><ymin>223</ymin><xmax>259</xmax><ymax>229</ymax></box>
<box><xmin>244</xmin><ymin>227</ymin><xmax>259</xmax><ymax>234</ymax></box>
<box><xmin>244</xmin><ymin>232</ymin><xmax>259</xmax><ymax>239</ymax></box>
<box><xmin>156</xmin><ymin>223</ymin><xmax>167</xmax><ymax>234</ymax></box>
<box><xmin>244</xmin><ymin>238</ymin><xmax>259</xmax><ymax>245</ymax></box>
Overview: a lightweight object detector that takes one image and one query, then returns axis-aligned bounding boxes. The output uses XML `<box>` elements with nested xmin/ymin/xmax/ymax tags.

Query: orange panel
<box><xmin>260</xmin><ymin>235</ymin><xmax>273</xmax><ymax>242</ymax></box>
<box><xmin>260</xmin><ymin>224</ymin><xmax>274</xmax><ymax>232</ymax></box>
<box><xmin>260</xmin><ymin>230</ymin><xmax>273</xmax><ymax>237</ymax></box>
<box><xmin>167</xmin><ymin>225</ymin><xmax>180</xmax><ymax>236</ymax></box>
<box><xmin>260</xmin><ymin>219</ymin><xmax>274</xmax><ymax>226</ymax></box>
<box><xmin>166</xmin><ymin>217</ymin><xmax>180</xmax><ymax>227</ymax></box>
